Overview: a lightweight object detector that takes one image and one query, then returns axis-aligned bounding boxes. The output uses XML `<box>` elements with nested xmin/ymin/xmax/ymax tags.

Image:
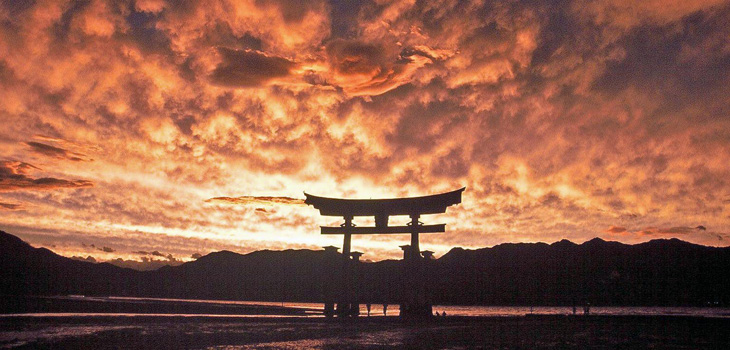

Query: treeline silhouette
<box><xmin>1</xmin><ymin>231</ymin><xmax>728</xmax><ymax>307</ymax></box>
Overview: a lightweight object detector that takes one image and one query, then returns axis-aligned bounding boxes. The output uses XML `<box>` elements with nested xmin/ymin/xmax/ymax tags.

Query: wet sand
<box><xmin>1</xmin><ymin>315</ymin><xmax>728</xmax><ymax>349</ymax></box>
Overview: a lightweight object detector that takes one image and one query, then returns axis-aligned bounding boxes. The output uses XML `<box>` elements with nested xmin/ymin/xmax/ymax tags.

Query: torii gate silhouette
<box><xmin>305</xmin><ymin>187</ymin><xmax>464</xmax><ymax>318</ymax></box>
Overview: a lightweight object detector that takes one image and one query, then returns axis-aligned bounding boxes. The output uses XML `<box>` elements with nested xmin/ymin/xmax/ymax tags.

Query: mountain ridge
<box><xmin>1</xmin><ymin>230</ymin><xmax>728</xmax><ymax>306</ymax></box>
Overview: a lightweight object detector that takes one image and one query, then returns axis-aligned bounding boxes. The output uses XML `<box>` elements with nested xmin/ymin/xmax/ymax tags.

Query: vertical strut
<box><xmin>409</xmin><ymin>214</ymin><xmax>420</xmax><ymax>255</ymax></box>
<box><xmin>337</xmin><ymin>215</ymin><xmax>354</xmax><ymax>316</ymax></box>
<box><xmin>342</xmin><ymin>215</ymin><xmax>353</xmax><ymax>258</ymax></box>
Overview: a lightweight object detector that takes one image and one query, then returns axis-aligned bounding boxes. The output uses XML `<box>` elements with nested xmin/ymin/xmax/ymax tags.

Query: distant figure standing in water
<box><xmin>383</xmin><ymin>304</ymin><xmax>388</xmax><ymax>316</ymax></box>
<box><xmin>366</xmin><ymin>303</ymin><xmax>371</xmax><ymax>316</ymax></box>
<box><xmin>584</xmin><ymin>303</ymin><xmax>590</xmax><ymax>315</ymax></box>
<box><xmin>573</xmin><ymin>305</ymin><xmax>577</xmax><ymax>315</ymax></box>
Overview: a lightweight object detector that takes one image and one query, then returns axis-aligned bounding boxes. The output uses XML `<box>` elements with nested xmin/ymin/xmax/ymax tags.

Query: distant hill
<box><xmin>1</xmin><ymin>230</ymin><xmax>728</xmax><ymax>306</ymax></box>
<box><xmin>0</xmin><ymin>231</ymin><xmax>138</xmax><ymax>296</ymax></box>
<box><xmin>430</xmin><ymin>238</ymin><xmax>730</xmax><ymax>306</ymax></box>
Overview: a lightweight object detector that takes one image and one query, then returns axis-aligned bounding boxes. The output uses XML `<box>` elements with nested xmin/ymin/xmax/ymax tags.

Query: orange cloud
<box><xmin>0</xmin><ymin>161</ymin><xmax>93</xmax><ymax>191</ymax></box>
<box><xmin>0</xmin><ymin>201</ymin><xmax>24</xmax><ymax>211</ymax></box>
<box><xmin>640</xmin><ymin>227</ymin><xmax>696</xmax><ymax>235</ymax></box>
<box><xmin>604</xmin><ymin>226</ymin><xmax>627</xmax><ymax>233</ymax></box>
<box><xmin>25</xmin><ymin>142</ymin><xmax>91</xmax><ymax>162</ymax></box>
<box><xmin>206</xmin><ymin>196</ymin><xmax>306</xmax><ymax>207</ymax></box>
<box><xmin>0</xmin><ymin>0</ymin><xmax>728</xmax><ymax>262</ymax></box>
<box><xmin>324</xmin><ymin>39</ymin><xmax>442</xmax><ymax>96</ymax></box>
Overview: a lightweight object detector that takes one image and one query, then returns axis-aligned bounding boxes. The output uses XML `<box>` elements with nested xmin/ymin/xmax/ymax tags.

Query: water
<box><xmin>2</xmin><ymin>298</ymin><xmax>729</xmax><ymax>348</ymax></box>
<box><xmin>3</xmin><ymin>296</ymin><xmax>728</xmax><ymax>318</ymax></box>
<box><xmin>432</xmin><ymin>305</ymin><xmax>730</xmax><ymax>318</ymax></box>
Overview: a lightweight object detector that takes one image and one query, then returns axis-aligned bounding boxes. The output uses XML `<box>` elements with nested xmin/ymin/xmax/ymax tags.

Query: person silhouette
<box><xmin>383</xmin><ymin>304</ymin><xmax>388</xmax><ymax>316</ymax></box>
<box><xmin>366</xmin><ymin>303</ymin><xmax>371</xmax><ymax>316</ymax></box>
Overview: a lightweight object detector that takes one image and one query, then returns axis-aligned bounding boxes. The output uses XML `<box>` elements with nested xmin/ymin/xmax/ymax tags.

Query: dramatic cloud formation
<box><xmin>0</xmin><ymin>0</ymin><xmax>728</xmax><ymax>262</ymax></box>
<box><xmin>324</xmin><ymin>39</ymin><xmax>442</xmax><ymax>95</ymax></box>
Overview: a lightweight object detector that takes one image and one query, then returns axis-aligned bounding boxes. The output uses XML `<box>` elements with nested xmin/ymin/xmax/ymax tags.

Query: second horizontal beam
<box><xmin>321</xmin><ymin>224</ymin><xmax>446</xmax><ymax>235</ymax></box>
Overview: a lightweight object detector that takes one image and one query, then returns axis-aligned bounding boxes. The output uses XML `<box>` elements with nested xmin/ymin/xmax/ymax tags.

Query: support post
<box><xmin>350</xmin><ymin>251</ymin><xmax>363</xmax><ymax>316</ymax></box>
<box><xmin>342</xmin><ymin>216</ymin><xmax>353</xmax><ymax>258</ymax></box>
<box><xmin>399</xmin><ymin>245</ymin><xmax>413</xmax><ymax>317</ymax></box>
<box><xmin>337</xmin><ymin>215</ymin><xmax>354</xmax><ymax>316</ymax></box>
<box><xmin>322</xmin><ymin>246</ymin><xmax>339</xmax><ymax>317</ymax></box>
<box><xmin>409</xmin><ymin>214</ymin><xmax>420</xmax><ymax>255</ymax></box>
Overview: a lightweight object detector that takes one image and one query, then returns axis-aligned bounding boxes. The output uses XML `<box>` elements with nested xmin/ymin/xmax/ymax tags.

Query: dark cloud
<box><xmin>593</xmin><ymin>8</ymin><xmax>730</xmax><ymax>98</ymax></box>
<box><xmin>25</xmin><ymin>141</ymin><xmax>90</xmax><ymax>161</ymax></box>
<box><xmin>132</xmin><ymin>250</ymin><xmax>177</xmax><ymax>262</ymax></box>
<box><xmin>105</xmin><ymin>258</ymin><xmax>184</xmax><ymax>271</ymax></box>
<box><xmin>641</xmin><ymin>227</ymin><xmax>695</xmax><ymax>235</ymax></box>
<box><xmin>0</xmin><ymin>161</ymin><xmax>93</xmax><ymax>191</ymax></box>
<box><xmin>206</xmin><ymin>195</ymin><xmax>306</xmax><ymax>206</ymax></box>
<box><xmin>604</xmin><ymin>226</ymin><xmax>627</xmax><ymax>233</ymax></box>
<box><xmin>124</xmin><ymin>9</ymin><xmax>172</xmax><ymax>55</ymax></box>
<box><xmin>209</xmin><ymin>48</ymin><xmax>295</xmax><ymax>87</ymax></box>
<box><xmin>0</xmin><ymin>161</ymin><xmax>38</xmax><ymax>175</ymax></box>
<box><xmin>0</xmin><ymin>176</ymin><xmax>94</xmax><ymax>191</ymax></box>
<box><xmin>202</xmin><ymin>21</ymin><xmax>263</xmax><ymax>51</ymax></box>
<box><xmin>328</xmin><ymin>0</ymin><xmax>364</xmax><ymax>38</ymax></box>
<box><xmin>0</xmin><ymin>201</ymin><xmax>24</xmax><ymax>210</ymax></box>
<box><xmin>71</xmin><ymin>255</ymin><xmax>97</xmax><ymax>263</ymax></box>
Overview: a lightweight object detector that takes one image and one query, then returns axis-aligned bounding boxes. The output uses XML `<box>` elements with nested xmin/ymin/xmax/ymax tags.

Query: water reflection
<box><xmin>3</xmin><ymin>296</ymin><xmax>729</xmax><ymax>318</ymax></box>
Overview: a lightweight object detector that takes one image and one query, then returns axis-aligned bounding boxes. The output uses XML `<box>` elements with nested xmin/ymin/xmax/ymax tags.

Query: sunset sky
<box><xmin>1</xmin><ymin>0</ymin><xmax>729</xmax><ymax>265</ymax></box>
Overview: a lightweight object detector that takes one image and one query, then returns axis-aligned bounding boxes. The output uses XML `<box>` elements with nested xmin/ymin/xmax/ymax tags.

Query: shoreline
<box><xmin>2</xmin><ymin>314</ymin><xmax>729</xmax><ymax>349</ymax></box>
<box><xmin>3</xmin><ymin>295</ymin><xmax>729</xmax><ymax>318</ymax></box>
<box><xmin>2</xmin><ymin>313</ymin><xmax>729</xmax><ymax>321</ymax></box>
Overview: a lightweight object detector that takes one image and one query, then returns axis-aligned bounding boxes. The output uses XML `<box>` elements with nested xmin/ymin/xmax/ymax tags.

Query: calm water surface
<box><xmin>2</xmin><ymin>297</ymin><xmax>729</xmax><ymax>348</ymax></box>
<box><xmin>2</xmin><ymin>296</ymin><xmax>728</xmax><ymax>318</ymax></box>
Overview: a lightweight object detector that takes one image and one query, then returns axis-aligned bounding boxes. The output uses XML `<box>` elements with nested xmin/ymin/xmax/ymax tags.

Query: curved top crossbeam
<box><xmin>304</xmin><ymin>187</ymin><xmax>465</xmax><ymax>217</ymax></box>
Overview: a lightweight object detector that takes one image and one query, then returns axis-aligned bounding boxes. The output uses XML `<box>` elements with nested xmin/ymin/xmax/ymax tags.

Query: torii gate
<box><xmin>304</xmin><ymin>187</ymin><xmax>464</xmax><ymax>317</ymax></box>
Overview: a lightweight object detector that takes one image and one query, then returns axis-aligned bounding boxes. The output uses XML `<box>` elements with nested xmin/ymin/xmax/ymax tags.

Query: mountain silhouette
<box><xmin>0</xmin><ymin>230</ymin><xmax>138</xmax><ymax>297</ymax></box>
<box><xmin>1</xmin><ymin>230</ymin><xmax>728</xmax><ymax>307</ymax></box>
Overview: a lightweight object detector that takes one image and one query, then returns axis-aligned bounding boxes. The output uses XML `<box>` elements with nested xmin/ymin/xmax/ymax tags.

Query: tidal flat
<box><xmin>1</xmin><ymin>315</ymin><xmax>729</xmax><ymax>349</ymax></box>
